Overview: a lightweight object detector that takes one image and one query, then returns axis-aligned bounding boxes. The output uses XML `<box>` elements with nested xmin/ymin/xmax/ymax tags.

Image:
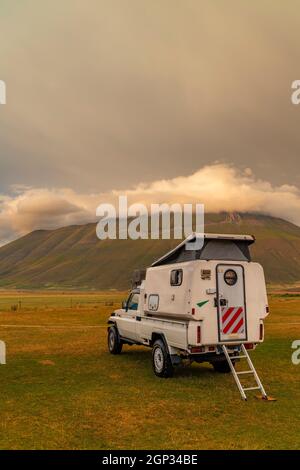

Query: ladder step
<box><xmin>222</xmin><ymin>344</ymin><xmax>268</xmax><ymax>400</ymax></box>
<box><xmin>243</xmin><ymin>386</ymin><xmax>260</xmax><ymax>391</ymax></box>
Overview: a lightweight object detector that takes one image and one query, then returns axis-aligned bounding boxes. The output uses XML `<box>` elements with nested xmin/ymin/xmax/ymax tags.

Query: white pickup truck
<box><xmin>107</xmin><ymin>234</ymin><xmax>269</xmax><ymax>384</ymax></box>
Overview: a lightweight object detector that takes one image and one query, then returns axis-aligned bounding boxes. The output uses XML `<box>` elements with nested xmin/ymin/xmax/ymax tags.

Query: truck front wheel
<box><xmin>152</xmin><ymin>339</ymin><xmax>174</xmax><ymax>378</ymax></box>
<box><xmin>108</xmin><ymin>326</ymin><xmax>123</xmax><ymax>354</ymax></box>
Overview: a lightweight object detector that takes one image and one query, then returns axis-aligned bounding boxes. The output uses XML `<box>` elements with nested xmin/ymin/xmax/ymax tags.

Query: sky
<box><xmin>0</xmin><ymin>1</ymin><xmax>300</xmax><ymax>244</ymax></box>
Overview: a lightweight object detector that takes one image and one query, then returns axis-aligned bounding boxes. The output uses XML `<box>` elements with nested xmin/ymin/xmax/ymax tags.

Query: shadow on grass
<box><xmin>110</xmin><ymin>346</ymin><xmax>218</xmax><ymax>379</ymax></box>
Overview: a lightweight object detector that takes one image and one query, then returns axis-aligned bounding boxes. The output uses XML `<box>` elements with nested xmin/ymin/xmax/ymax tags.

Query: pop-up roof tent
<box><xmin>151</xmin><ymin>233</ymin><xmax>255</xmax><ymax>267</ymax></box>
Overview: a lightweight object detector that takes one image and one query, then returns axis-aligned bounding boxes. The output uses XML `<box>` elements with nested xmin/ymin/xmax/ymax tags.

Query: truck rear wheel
<box><xmin>212</xmin><ymin>359</ymin><xmax>233</xmax><ymax>373</ymax></box>
<box><xmin>152</xmin><ymin>339</ymin><xmax>174</xmax><ymax>378</ymax></box>
<box><xmin>108</xmin><ymin>326</ymin><xmax>123</xmax><ymax>354</ymax></box>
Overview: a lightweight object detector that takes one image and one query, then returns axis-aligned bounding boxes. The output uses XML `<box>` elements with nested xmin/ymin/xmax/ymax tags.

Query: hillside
<box><xmin>0</xmin><ymin>213</ymin><xmax>300</xmax><ymax>289</ymax></box>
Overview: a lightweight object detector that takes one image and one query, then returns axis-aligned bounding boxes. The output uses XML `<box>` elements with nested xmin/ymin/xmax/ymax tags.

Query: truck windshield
<box><xmin>128</xmin><ymin>293</ymin><xmax>139</xmax><ymax>311</ymax></box>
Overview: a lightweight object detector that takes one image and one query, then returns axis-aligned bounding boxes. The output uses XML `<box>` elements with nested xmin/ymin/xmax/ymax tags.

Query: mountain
<box><xmin>0</xmin><ymin>213</ymin><xmax>300</xmax><ymax>289</ymax></box>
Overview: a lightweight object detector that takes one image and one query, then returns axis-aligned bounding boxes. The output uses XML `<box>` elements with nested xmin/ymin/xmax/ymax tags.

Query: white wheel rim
<box><xmin>109</xmin><ymin>331</ymin><xmax>115</xmax><ymax>349</ymax></box>
<box><xmin>154</xmin><ymin>347</ymin><xmax>164</xmax><ymax>372</ymax></box>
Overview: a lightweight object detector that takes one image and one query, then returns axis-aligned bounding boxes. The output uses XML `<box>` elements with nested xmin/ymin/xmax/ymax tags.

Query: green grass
<box><xmin>0</xmin><ymin>291</ymin><xmax>300</xmax><ymax>449</ymax></box>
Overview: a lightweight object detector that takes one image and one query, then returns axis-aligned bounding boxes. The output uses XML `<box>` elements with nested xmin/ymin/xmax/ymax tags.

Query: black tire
<box><xmin>212</xmin><ymin>359</ymin><xmax>234</xmax><ymax>373</ymax></box>
<box><xmin>152</xmin><ymin>339</ymin><xmax>174</xmax><ymax>378</ymax></box>
<box><xmin>108</xmin><ymin>326</ymin><xmax>123</xmax><ymax>354</ymax></box>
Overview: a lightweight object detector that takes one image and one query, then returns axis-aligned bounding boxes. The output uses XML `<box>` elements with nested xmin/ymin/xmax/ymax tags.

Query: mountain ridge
<box><xmin>0</xmin><ymin>212</ymin><xmax>300</xmax><ymax>289</ymax></box>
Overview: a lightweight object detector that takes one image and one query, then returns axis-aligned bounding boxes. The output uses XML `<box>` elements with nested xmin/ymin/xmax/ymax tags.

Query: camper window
<box><xmin>148</xmin><ymin>294</ymin><xmax>159</xmax><ymax>311</ymax></box>
<box><xmin>170</xmin><ymin>269</ymin><xmax>183</xmax><ymax>286</ymax></box>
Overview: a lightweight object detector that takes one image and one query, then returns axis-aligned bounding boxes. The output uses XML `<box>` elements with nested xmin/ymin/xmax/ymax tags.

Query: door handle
<box><xmin>215</xmin><ymin>297</ymin><xmax>228</xmax><ymax>307</ymax></box>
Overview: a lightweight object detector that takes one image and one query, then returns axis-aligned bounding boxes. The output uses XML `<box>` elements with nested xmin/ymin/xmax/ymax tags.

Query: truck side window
<box><xmin>127</xmin><ymin>293</ymin><xmax>139</xmax><ymax>311</ymax></box>
<box><xmin>170</xmin><ymin>269</ymin><xmax>183</xmax><ymax>286</ymax></box>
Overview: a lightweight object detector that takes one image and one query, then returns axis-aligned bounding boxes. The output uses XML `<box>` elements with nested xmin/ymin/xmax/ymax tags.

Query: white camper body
<box><xmin>143</xmin><ymin>258</ymin><xmax>268</xmax><ymax>345</ymax></box>
<box><xmin>108</xmin><ymin>233</ymin><xmax>269</xmax><ymax>396</ymax></box>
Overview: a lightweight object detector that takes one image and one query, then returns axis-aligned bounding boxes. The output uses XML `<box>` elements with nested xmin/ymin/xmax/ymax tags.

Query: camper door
<box><xmin>216</xmin><ymin>264</ymin><xmax>247</xmax><ymax>342</ymax></box>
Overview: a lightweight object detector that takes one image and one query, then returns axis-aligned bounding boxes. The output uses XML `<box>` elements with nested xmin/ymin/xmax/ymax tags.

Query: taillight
<box><xmin>245</xmin><ymin>343</ymin><xmax>254</xmax><ymax>350</ymax></box>
<box><xmin>197</xmin><ymin>325</ymin><xmax>201</xmax><ymax>344</ymax></box>
<box><xmin>260</xmin><ymin>323</ymin><xmax>264</xmax><ymax>340</ymax></box>
<box><xmin>192</xmin><ymin>308</ymin><xmax>195</xmax><ymax>315</ymax></box>
<box><xmin>266</xmin><ymin>306</ymin><xmax>269</xmax><ymax>314</ymax></box>
<box><xmin>191</xmin><ymin>346</ymin><xmax>204</xmax><ymax>353</ymax></box>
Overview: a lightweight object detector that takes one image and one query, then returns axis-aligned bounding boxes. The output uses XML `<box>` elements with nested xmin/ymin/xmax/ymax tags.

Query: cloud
<box><xmin>0</xmin><ymin>188</ymin><xmax>95</xmax><ymax>245</ymax></box>
<box><xmin>1</xmin><ymin>163</ymin><xmax>300</xmax><ymax>246</ymax></box>
<box><xmin>0</xmin><ymin>1</ymin><xmax>300</xmax><ymax>194</ymax></box>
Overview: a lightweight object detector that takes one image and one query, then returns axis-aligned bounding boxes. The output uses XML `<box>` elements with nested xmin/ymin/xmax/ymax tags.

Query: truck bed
<box><xmin>138</xmin><ymin>315</ymin><xmax>189</xmax><ymax>350</ymax></box>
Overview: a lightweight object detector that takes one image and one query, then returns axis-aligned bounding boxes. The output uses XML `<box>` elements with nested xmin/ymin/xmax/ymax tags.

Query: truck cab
<box><xmin>113</xmin><ymin>289</ymin><xmax>141</xmax><ymax>342</ymax></box>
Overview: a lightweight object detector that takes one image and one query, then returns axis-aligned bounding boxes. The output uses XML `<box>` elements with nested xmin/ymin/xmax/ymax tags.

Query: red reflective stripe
<box><xmin>232</xmin><ymin>317</ymin><xmax>244</xmax><ymax>334</ymax></box>
<box><xmin>223</xmin><ymin>307</ymin><xmax>243</xmax><ymax>334</ymax></box>
<box><xmin>222</xmin><ymin>307</ymin><xmax>235</xmax><ymax>323</ymax></box>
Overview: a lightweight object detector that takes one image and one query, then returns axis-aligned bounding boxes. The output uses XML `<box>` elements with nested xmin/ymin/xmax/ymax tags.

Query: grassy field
<box><xmin>0</xmin><ymin>290</ymin><xmax>300</xmax><ymax>450</ymax></box>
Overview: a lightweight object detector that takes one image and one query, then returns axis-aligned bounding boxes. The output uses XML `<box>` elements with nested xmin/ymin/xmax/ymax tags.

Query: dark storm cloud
<box><xmin>0</xmin><ymin>0</ymin><xmax>299</xmax><ymax>192</ymax></box>
<box><xmin>0</xmin><ymin>1</ymin><xmax>300</xmax><ymax>244</ymax></box>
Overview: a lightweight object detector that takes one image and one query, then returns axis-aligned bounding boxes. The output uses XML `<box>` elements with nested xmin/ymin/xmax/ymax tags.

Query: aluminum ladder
<box><xmin>222</xmin><ymin>344</ymin><xmax>268</xmax><ymax>401</ymax></box>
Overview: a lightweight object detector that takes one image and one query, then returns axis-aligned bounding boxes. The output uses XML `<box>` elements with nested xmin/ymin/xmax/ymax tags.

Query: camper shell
<box><xmin>107</xmin><ymin>233</ymin><xmax>269</xmax><ymax>390</ymax></box>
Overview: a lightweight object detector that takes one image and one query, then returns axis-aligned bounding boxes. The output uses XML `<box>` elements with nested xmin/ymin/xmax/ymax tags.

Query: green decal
<box><xmin>197</xmin><ymin>300</ymin><xmax>209</xmax><ymax>308</ymax></box>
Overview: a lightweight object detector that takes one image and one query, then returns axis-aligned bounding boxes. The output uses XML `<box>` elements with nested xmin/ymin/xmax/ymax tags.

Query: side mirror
<box><xmin>122</xmin><ymin>300</ymin><xmax>127</xmax><ymax>310</ymax></box>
